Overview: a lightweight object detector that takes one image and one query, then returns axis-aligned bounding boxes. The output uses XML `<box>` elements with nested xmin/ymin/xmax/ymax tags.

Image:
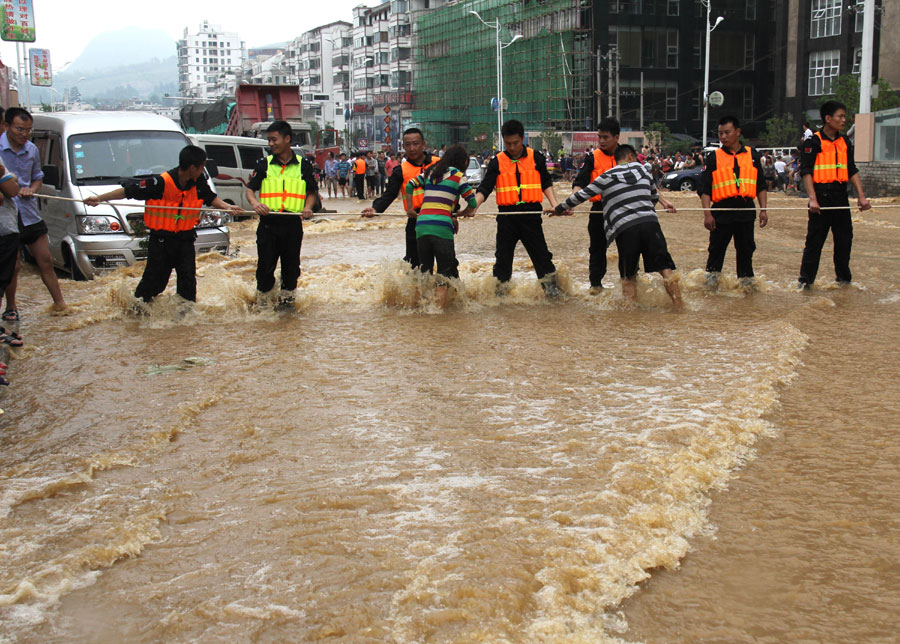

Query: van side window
<box><xmin>205</xmin><ymin>144</ymin><xmax>238</xmax><ymax>170</ymax></box>
<box><xmin>32</xmin><ymin>132</ymin><xmax>50</xmax><ymax>162</ymax></box>
<box><xmin>238</xmin><ymin>145</ymin><xmax>266</xmax><ymax>169</ymax></box>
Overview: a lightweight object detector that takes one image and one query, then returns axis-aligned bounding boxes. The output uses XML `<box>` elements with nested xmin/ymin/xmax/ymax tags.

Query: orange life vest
<box><xmin>495</xmin><ymin>148</ymin><xmax>543</xmax><ymax>206</ymax></box>
<box><xmin>812</xmin><ymin>131</ymin><xmax>849</xmax><ymax>183</ymax></box>
<box><xmin>401</xmin><ymin>158</ymin><xmax>436</xmax><ymax>212</ymax></box>
<box><xmin>588</xmin><ymin>148</ymin><xmax>617</xmax><ymax>202</ymax></box>
<box><xmin>710</xmin><ymin>147</ymin><xmax>758</xmax><ymax>202</ymax></box>
<box><xmin>354</xmin><ymin>158</ymin><xmax>367</xmax><ymax>175</ymax></box>
<box><xmin>144</xmin><ymin>172</ymin><xmax>203</xmax><ymax>233</ymax></box>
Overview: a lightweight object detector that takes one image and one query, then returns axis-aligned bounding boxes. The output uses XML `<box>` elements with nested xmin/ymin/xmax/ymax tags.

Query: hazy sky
<box><xmin>1</xmin><ymin>0</ymin><xmax>371</xmax><ymax>77</ymax></box>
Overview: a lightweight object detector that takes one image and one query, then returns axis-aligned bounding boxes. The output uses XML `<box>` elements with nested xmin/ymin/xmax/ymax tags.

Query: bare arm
<box><xmin>83</xmin><ymin>187</ymin><xmax>127</xmax><ymax>207</ymax></box>
<box><xmin>803</xmin><ymin>175</ymin><xmax>819</xmax><ymax>214</ymax></box>
<box><xmin>849</xmin><ymin>174</ymin><xmax>871</xmax><ymax>211</ymax></box>
<box><xmin>757</xmin><ymin>188</ymin><xmax>768</xmax><ymax>227</ymax></box>
<box><xmin>701</xmin><ymin>194</ymin><xmax>715</xmax><ymax>231</ymax></box>
<box><xmin>18</xmin><ymin>179</ymin><xmax>42</xmax><ymax>198</ymax></box>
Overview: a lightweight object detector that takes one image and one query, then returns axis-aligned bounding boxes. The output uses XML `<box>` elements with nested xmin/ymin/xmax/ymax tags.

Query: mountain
<box><xmin>64</xmin><ymin>27</ymin><xmax>176</xmax><ymax>73</ymax></box>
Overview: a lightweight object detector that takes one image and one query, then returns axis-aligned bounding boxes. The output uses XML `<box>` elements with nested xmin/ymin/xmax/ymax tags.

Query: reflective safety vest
<box><xmin>354</xmin><ymin>158</ymin><xmax>367</xmax><ymax>175</ymax></box>
<box><xmin>812</xmin><ymin>131</ymin><xmax>849</xmax><ymax>183</ymax></box>
<box><xmin>711</xmin><ymin>147</ymin><xmax>758</xmax><ymax>202</ymax></box>
<box><xmin>259</xmin><ymin>155</ymin><xmax>306</xmax><ymax>212</ymax></box>
<box><xmin>588</xmin><ymin>148</ymin><xmax>617</xmax><ymax>202</ymax></box>
<box><xmin>496</xmin><ymin>148</ymin><xmax>543</xmax><ymax>206</ymax></box>
<box><xmin>401</xmin><ymin>158</ymin><xmax>436</xmax><ymax>212</ymax></box>
<box><xmin>144</xmin><ymin>172</ymin><xmax>203</xmax><ymax>232</ymax></box>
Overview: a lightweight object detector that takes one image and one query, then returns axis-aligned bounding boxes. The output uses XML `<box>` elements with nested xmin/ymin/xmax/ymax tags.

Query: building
<box><xmin>177</xmin><ymin>21</ymin><xmax>247</xmax><ymax>100</ymax></box>
<box><xmin>284</xmin><ymin>21</ymin><xmax>352</xmax><ymax>138</ymax></box>
<box><xmin>412</xmin><ymin>0</ymin><xmax>777</xmax><ymax>147</ymax></box>
<box><xmin>349</xmin><ymin>0</ymin><xmax>448</xmax><ymax>151</ymax></box>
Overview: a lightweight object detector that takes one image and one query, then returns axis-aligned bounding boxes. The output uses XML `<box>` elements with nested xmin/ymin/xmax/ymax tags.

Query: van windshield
<box><xmin>68</xmin><ymin>131</ymin><xmax>189</xmax><ymax>185</ymax></box>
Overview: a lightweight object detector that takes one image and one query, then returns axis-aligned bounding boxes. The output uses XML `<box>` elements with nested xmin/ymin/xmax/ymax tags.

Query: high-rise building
<box><xmin>412</xmin><ymin>0</ymin><xmax>777</xmax><ymax>145</ymax></box>
<box><xmin>177</xmin><ymin>21</ymin><xmax>247</xmax><ymax>100</ymax></box>
<box><xmin>285</xmin><ymin>21</ymin><xmax>352</xmax><ymax>136</ymax></box>
<box><xmin>350</xmin><ymin>0</ymin><xmax>448</xmax><ymax>151</ymax></box>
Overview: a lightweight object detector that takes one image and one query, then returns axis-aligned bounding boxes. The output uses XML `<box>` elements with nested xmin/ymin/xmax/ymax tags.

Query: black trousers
<box><xmin>587</xmin><ymin>209</ymin><xmax>607</xmax><ymax>287</ymax></box>
<box><xmin>493</xmin><ymin>214</ymin><xmax>556</xmax><ymax>283</ymax></box>
<box><xmin>706</xmin><ymin>216</ymin><xmax>756</xmax><ymax>278</ymax></box>
<box><xmin>799</xmin><ymin>191</ymin><xmax>852</xmax><ymax>284</ymax></box>
<box><xmin>354</xmin><ymin>174</ymin><xmax>366</xmax><ymax>200</ymax></box>
<box><xmin>404</xmin><ymin>218</ymin><xmax>419</xmax><ymax>268</ymax></box>
<box><xmin>256</xmin><ymin>216</ymin><xmax>303</xmax><ymax>293</ymax></box>
<box><xmin>134</xmin><ymin>230</ymin><xmax>197</xmax><ymax>302</ymax></box>
<box><xmin>0</xmin><ymin>233</ymin><xmax>20</xmax><ymax>293</ymax></box>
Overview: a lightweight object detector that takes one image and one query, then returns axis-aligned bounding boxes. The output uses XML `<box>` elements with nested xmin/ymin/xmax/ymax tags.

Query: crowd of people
<box><xmin>0</xmin><ymin>101</ymin><xmax>872</xmax><ymax>377</ymax></box>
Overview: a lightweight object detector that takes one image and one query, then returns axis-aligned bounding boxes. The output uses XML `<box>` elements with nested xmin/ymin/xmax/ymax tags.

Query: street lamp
<box><xmin>470</xmin><ymin>10</ymin><xmax>522</xmax><ymax>151</ymax></box>
<box><xmin>701</xmin><ymin>3</ymin><xmax>724</xmax><ymax>148</ymax></box>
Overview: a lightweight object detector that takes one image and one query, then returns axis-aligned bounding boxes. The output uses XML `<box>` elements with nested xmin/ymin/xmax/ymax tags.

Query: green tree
<box><xmin>306</xmin><ymin>120</ymin><xmax>321</xmax><ymax>146</ymax></box>
<box><xmin>818</xmin><ymin>74</ymin><xmax>900</xmax><ymax>121</ymax></box>
<box><xmin>761</xmin><ymin>113</ymin><xmax>801</xmax><ymax>146</ymax></box>
<box><xmin>645</xmin><ymin>121</ymin><xmax>685</xmax><ymax>155</ymax></box>
<box><xmin>540</xmin><ymin>130</ymin><xmax>563</xmax><ymax>157</ymax></box>
<box><xmin>40</xmin><ymin>102</ymin><xmax>52</xmax><ymax>113</ymax></box>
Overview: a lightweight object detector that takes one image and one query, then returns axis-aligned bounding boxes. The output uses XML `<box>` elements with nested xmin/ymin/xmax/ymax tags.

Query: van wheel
<box><xmin>63</xmin><ymin>245</ymin><xmax>87</xmax><ymax>281</ymax></box>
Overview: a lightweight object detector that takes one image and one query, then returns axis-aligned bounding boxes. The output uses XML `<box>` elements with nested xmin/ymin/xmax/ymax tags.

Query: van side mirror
<box><xmin>41</xmin><ymin>165</ymin><xmax>60</xmax><ymax>189</ymax></box>
<box><xmin>205</xmin><ymin>160</ymin><xmax>219</xmax><ymax>179</ymax></box>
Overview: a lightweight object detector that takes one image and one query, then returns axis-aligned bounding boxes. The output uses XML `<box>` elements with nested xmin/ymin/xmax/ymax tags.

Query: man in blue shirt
<box><xmin>323</xmin><ymin>152</ymin><xmax>337</xmax><ymax>199</ymax></box>
<box><xmin>0</xmin><ymin>107</ymin><xmax>67</xmax><ymax>316</ymax></box>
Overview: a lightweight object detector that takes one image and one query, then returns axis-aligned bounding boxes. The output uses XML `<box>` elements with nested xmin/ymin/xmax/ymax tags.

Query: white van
<box><xmin>30</xmin><ymin>112</ymin><xmax>231</xmax><ymax>279</ymax></box>
<box><xmin>188</xmin><ymin>134</ymin><xmax>269</xmax><ymax>214</ymax></box>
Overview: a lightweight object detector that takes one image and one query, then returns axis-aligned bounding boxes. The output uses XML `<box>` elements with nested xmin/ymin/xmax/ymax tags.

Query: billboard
<box><xmin>1</xmin><ymin>0</ymin><xmax>35</xmax><ymax>42</ymax></box>
<box><xmin>28</xmin><ymin>47</ymin><xmax>50</xmax><ymax>86</ymax></box>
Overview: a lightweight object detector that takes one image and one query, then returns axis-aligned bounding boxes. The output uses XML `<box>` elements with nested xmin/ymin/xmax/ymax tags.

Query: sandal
<box><xmin>1</xmin><ymin>309</ymin><xmax>18</xmax><ymax>322</ymax></box>
<box><xmin>0</xmin><ymin>376</ymin><xmax>8</xmax><ymax>386</ymax></box>
<box><xmin>0</xmin><ymin>326</ymin><xmax>22</xmax><ymax>347</ymax></box>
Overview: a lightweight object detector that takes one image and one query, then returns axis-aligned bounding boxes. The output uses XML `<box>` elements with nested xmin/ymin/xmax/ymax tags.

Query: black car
<box><xmin>661</xmin><ymin>166</ymin><xmax>703</xmax><ymax>192</ymax></box>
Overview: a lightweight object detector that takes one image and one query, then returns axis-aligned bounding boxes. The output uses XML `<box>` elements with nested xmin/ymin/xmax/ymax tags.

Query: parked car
<box><xmin>661</xmin><ymin>166</ymin><xmax>703</xmax><ymax>192</ymax></box>
<box><xmin>465</xmin><ymin>156</ymin><xmax>483</xmax><ymax>187</ymax></box>
<box><xmin>189</xmin><ymin>133</ymin><xmax>269</xmax><ymax>217</ymax></box>
<box><xmin>32</xmin><ymin>112</ymin><xmax>230</xmax><ymax>279</ymax></box>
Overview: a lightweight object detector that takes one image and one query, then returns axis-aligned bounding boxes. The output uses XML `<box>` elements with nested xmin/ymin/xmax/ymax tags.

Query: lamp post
<box><xmin>701</xmin><ymin>1</ymin><xmax>724</xmax><ymax>148</ymax></box>
<box><xmin>470</xmin><ymin>10</ymin><xmax>522</xmax><ymax>151</ymax></box>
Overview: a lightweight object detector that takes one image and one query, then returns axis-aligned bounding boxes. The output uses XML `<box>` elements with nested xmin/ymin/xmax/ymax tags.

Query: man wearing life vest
<box><xmin>798</xmin><ymin>100</ymin><xmax>871</xmax><ymax>288</ymax></box>
<box><xmin>571</xmin><ymin>117</ymin><xmax>620</xmax><ymax>293</ymax></box>
<box><xmin>361</xmin><ymin>127</ymin><xmax>436</xmax><ymax>268</ymax></box>
<box><xmin>353</xmin><ymin>151</ymin><xmax>367</xmax><ymax>201</ymax></box>
<box><xmin>245</xmin><ymin>121</ymin><xmax>318</xmax><ymax>308</ymax></box>
<box><xmin>698</xmin><ymin>115</ymin><xmax>768</xmax><ymax>288</ymax></box>
<box><xmin>475</xmin><ymin>119</ymin><xmax>564</xmax><ymax>297</ymax></box>
<box><xmin>85</xmin><ymin>146</ymin><xmax>240</xmax><ymax>305</ymax></box>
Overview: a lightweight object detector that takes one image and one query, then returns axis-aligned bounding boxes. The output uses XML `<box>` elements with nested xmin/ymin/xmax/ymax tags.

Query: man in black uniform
<box><xmin>571</xmin><ymin>117</ymin><xmax>620</xmax><ymax>292</ymax></box>
<box><xmin>361</xmin><ymin>127</ymin><xmax>435</xmax><ymax>268</ymax></box>
<box><xmin>798</xmin><ymin>100</ymin><xmax>871</xmax><ymax>288</ymax></box>
<box><xmin>245</xmin><ymin>121</ymin><xmax>318</xmax><ymax>308</ymax></box>
<box><xmin>698</xmin><ymin>115</ymin><xmax>768</xmax><ymax>289</ymax></box>
<box><xmin>475</xmin><ymin>119</ymin><xmax>564</xmax><ymax>296</ymax></box>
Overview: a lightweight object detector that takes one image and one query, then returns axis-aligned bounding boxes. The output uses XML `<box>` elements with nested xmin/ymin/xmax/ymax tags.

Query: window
<box><xmin>855</xmin><ymin>3</ymin><xmax>864</xmax><ymax>31</ymax></box>
<box><xmin>238</xmin><ymin>145</ymin><xmax>267</xmax><ymax>169</ymax></box>
<box><xmin>376</xmin><ymin>51</ymin><xmax>389</xmax><ymax>64</ymax></box>
<box><xmin>333</xmin><ymin>54</ymin><xmax>349</xmax><ymax>67</ymax></box>
<box><xmin>744</xmin><ymin>34</ymin><xmax>755</xmax><ymax>68</ymax></box>
<box><xmin>809</xmin><ymin>49</ymin><xmax>840</xmax><ymax>95</ymax></box>
<box><xmin>742</xmin><ymin>85</ymin><xmax>754</xmax><ymax>120</ymax></box>
<box><xmin>746</xmin><ymin>0</ymin><xmax>757</xmax><ymax>20</ymax></box>
<box><xmin>391</xmin><ymin>47</ymin><xmax>411</xmax><ymax>61</ymax></box>
<box><xmin>852</xmin><ymin>47</ymin><xmax>861</xmax><ymax>73</ymax></box>
<box><xmin>391</xmin><ymin>0</ymin><xmax>408</xmax><ymax>13</ymax></box>
<box><xmin>205</xmin><ymin>144</ymin><xmax>238</xmax><ymax>170</ymax></box>
<box><xmin>668</xmin><ymin>0</ymin><xmax>679</xmax><ymax>16</ymax></box>
<box><xmin>334</xmin><ymin>71</ymin><xmax>349</xmax><ymax>85</ymax></box>
<box><xmin>390</xmin><ymin>24</ymin><xmax>411</xmax><ymax>38</ymax></box>
<box><xmin>810</xmin><ymin>0</ymin><xmax>841</xmax><ymax>38</ymax></box>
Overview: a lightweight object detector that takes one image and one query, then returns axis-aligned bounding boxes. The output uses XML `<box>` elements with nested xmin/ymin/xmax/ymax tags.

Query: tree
<box><xmin>540</xmin><ymin>130</ymin><xmax>563</xmax><ymax>157</ymax></box>
<box><xmin>818</xmin><ymin>74</ymin><xmax>900</xmax><ymax>121</ymax></box>
<box><xmin>40</xmin><ymin>102</ymin><xmax>52</xmax><ymax>113</ymax></box>
<box><xmin>645</xmin><ymin>121</ymin><xmax>684</xmax><ymax>155</ymax></box>
<box><xmin>761</xmin><ymin>113</ymin><xmax>801</xmax><ymax>147</ymax></box>
<box><xmin>306</xmin><ymin>120</ymin><xmax>321</xmax><ymax>146</ymax></box>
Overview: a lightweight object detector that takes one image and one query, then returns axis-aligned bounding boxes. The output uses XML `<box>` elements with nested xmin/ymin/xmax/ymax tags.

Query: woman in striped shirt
<box><xmin>404</xmin><ymin>144</ymin><xmax>478</xmax><ymax>308</ymax></box>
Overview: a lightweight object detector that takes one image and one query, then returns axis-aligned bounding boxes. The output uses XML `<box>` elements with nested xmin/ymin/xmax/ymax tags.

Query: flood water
<box><xmin>1</xmin><ymin>190</ymin><xmax>898</xmax><ymax>643</ymax></box>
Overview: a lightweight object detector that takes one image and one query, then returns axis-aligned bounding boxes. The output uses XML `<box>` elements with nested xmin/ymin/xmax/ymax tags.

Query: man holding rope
<box><xmin>361</xmin><ymin>127</ymin><xmax>436</xmax><ymax>269</ymax></box>
<box><xmin>245</xmin><ymin>121</ymin><xmax>318</xmax><ymax>309</ymax></box>
<box><xmin>798</xmin><ymin>100</ymin><xmax>871</xmax><ymax>288</ymax></box>
<box><xmin>85</xmin><ymin>145</ymin><xmax>240</xmax><ymax>306</ymax></box>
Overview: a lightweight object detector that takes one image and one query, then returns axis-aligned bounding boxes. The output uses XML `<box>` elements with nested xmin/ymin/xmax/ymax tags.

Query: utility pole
<box><xmin>607</xmin><ymin>47</ymin><xmax>614</xmax><ymax>118</ymax></box>
<box><xmin>614</xmin><ymin>47</ymin><xmax>621</xmax><ymax>122</ymax></box>
<box><xmin>596</xmin><ymin>46</ymin><xmax>602</xmax><ymax>127</ymax></box>
<box><xmin>640</xmin><ymin>72</ymin><xmax>644</xmax><ymax>133</ymax></box>
<box><xmin>859</xmin><ymin>0</ymin><xmax>875</xmax><ymax>114</ymax></box>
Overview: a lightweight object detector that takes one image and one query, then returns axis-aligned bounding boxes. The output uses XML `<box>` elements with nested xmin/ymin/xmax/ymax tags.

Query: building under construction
<box><xmin>413</xmin><ymin>0</ymin><xmax>777</xmax><ymax>146</ymax></box>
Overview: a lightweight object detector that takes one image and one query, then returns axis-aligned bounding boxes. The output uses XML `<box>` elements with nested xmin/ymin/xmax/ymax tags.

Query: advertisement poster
<box><xmin>1</xmin><ymin>0</ymin><xmax>35</xmax><ymax>42</ymax></box>
<box><xmin>28</xmin><ymin>47</ymin><xmax>50</xmax><ymax>86</ymax></box>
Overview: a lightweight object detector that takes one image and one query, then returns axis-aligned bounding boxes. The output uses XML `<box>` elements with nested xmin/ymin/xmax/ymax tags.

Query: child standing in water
<box><xmin>404</xmin><ymin>144</ymin><xmax>478</xmax><ymax>309</ymax></box>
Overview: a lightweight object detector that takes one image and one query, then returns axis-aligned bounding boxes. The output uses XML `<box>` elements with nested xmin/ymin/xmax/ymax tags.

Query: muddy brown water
<box><xmin>1</xmin><ymin>191</ymin><xmax>898</xmax><ymax>643</ymax></box>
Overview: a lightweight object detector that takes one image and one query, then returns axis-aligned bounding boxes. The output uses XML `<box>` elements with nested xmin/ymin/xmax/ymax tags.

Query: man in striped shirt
<box><xmin>550</xmin><ymin>145</ymin><xmax>683</xmax><ymax>309</ymax></box>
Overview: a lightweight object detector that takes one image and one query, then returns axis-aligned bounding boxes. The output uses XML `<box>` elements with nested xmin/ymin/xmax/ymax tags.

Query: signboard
<box><xmin>572</xmin><ymin>131</ymin><xmax>600</xmax><ymax>152</ymax></box>
<box><xmin>383</xmin><ymin>105</ymin><xmax>391</xmax><ymax>114</ymax></box>
<box><xmin>358</xmin><ymin>138</ymin><xmax>368</xmax><ymax>148</ymax></box>
<box><xmin>708</xmin><ymin>91</ymin><xmax>725</xmax><ymax>107</ymax></box>
<box><xmin>28</xmin><ymin>47</ymin><xmax>50</xmax><ymax>86</ymax></box>
<box><xmin>1</xmin><ymin>0</ymin><xmax>35</xmax><ymax>42</ymax></box>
